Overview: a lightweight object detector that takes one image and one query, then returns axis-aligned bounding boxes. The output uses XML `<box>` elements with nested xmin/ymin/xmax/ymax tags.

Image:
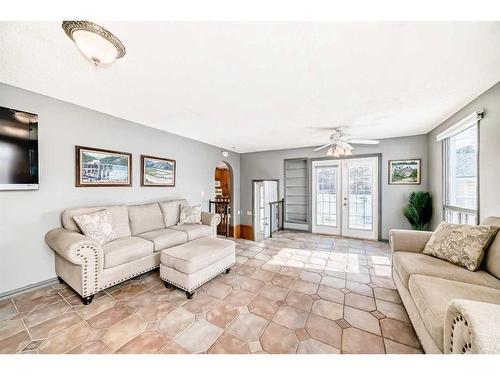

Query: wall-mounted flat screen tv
<box><xmin>0</xmin><ymin>106</ymin><xmax>39</xmax><ymax>190</ymax></box>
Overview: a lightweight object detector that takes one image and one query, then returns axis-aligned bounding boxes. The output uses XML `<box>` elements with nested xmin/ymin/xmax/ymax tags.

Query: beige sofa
<box><xmin>45</xmin><ymin>199</ymin><xmax>220</xmax><ymax>305</ymax></box>
<box><xmin>389</xmin><ymin>217</ymin><xmax>500</xmax><ymax>354</ymax></box>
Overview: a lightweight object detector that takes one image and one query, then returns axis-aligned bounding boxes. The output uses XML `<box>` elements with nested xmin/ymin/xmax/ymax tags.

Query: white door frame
<box><xmin>311</xmin><ymin>155</ymin><xmax>380</xmax><ymax>240</ymax></box>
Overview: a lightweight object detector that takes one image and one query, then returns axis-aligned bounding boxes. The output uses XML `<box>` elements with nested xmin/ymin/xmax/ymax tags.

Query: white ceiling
<box><xmin>1</xmin><ymin>22</ymin><xmax>499</xmax><ymax>153</ymax></box>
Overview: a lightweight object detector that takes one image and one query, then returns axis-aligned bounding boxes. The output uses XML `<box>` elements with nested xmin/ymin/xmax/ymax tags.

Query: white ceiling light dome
<box><xmin>62</xmin><ymin>21</ymin><xmax>126</xmax><ymax>65</ymax></box>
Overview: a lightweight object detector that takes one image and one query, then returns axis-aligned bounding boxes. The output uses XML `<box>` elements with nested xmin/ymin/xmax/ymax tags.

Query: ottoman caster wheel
<box><xmin>164</xmin><ymin>281</ymin><xmax>172</xmax><ymax>288</ymax></box>
<box><xmin>225</xmin><ymin>268</ymin><xmax>231</xmax><ymax>274</ymax></box>
<box><xmin>186</xmin><ymin>291</ymin><xmax>194</xmax><ymax>299</ymax></box>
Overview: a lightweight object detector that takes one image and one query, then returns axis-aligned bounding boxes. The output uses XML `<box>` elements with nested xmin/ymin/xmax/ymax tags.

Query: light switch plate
<box><xmin>246</xmin><ymin>210</ymin><xmax>252</xmax><ymax>216</ymax></box>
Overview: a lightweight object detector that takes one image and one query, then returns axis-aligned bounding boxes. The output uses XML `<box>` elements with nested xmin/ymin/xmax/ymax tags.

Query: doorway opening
<box><xmin>213</xmin><ymin>161</ymin><xmax>233</xmax><ymax>236</ymax></box>
<box><xmin>311</xmin><ymin>156</ymin><xmax>380</xmax><ymax>240</ymax></box>
<box><xmin>252</xmin><ymin>180</ymin><xmax>279</xmax><ymax>242</ymax></box>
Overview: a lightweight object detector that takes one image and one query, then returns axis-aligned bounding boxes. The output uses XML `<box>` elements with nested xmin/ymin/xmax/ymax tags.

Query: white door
<box><xmin>341</xmin><ymin>157</ymin><xmax>378</xmax><ymax>240</ymax></box>
<box><xmin>312</xmin><ymin>157</ymin><xmax>378</xmax><ymax>240</ymax></box>
<box><xmin>263</xmin><ymin>180</ymin><xmax>278</xmax><ymax>237</ymax></box>
<box><xmin>253</xmin><ymin>181</ymin><xmax>265</xmax><ymax>242</ymax></box>
<box><xmin>312</xmin><ymin>160</ymin><xmax>341</xmax><ymax>235</ymax></box>
<box><xmin>253</xmin><ymin>180</ymin><xmax>279</xmax><ymax>241</ymax></box>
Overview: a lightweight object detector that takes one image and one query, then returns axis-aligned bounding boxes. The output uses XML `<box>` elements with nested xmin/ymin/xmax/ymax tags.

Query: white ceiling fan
<box><xmin>313</xmin><ymin>127</ymin><xmax>379</xmax><ymax>157</ymax></box>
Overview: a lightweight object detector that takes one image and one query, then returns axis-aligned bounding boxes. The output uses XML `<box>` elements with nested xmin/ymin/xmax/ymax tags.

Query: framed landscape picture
<box><xmin>388</xmin><ymin>159</ymin><xmax>421</xmax><ymax>185</ymax></box>
<box><xmin>141</xmin><ymin>155</ymin><xmax>176</xmax><ymax>187</ymax></box>
<box><xmin>76</xmin><ymin>146</ymin><xmax>132</xmax><ymax>187</ymax></box>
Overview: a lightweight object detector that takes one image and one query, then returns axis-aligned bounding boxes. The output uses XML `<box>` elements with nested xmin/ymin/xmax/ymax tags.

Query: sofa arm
<box><xmin>201</xmin><ymin>212</ymin><xmax>221</xmax><ymax>237</ymax></box>
<box><xmin>444</xmin><ymin>299</ymin><xmax>500</xmax><ymax>354</ymax></box>
<box><xmin>389</xmin><ymin>229</ymin><xmax>433</xmax><ymax>253</ymax></box>
<box><xmin>45</xmin><ymin>228</ymin><xmax>103</xmax><ymax>267</ymax></box>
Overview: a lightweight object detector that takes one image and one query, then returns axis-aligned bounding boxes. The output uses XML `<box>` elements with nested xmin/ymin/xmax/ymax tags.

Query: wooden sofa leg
<box><xmin>225</xmin><ymin>268</ymin><xmax>231</xmax><ymax>274</ymax></box>
<box><xmin>81</xmin><ymin>295</ymin><xmax>94</xmax><ymax>305</ymax></box>
<box><xmin>186</xmin><ymin>291</ymin><xmax>194</xmax><ymax>299</ymax></box>
<box><xmin>164</xmin><ymin>281</ymin><xmax>172</xmax><ymax>288</ymax></box>
<box><xmin>58</xmin><ymin>276</ymin><xmax>65</xmax><ymax>284</ymax></box>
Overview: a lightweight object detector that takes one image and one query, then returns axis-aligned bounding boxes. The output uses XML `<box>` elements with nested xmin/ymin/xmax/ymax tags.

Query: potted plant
<box><xmin>403</xmin><ymin>192</ymin><xmax>432</xmax><ymax>230</ymax></box>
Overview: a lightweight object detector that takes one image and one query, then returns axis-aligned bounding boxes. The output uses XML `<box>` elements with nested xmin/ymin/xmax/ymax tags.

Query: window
<box><xmin>443</xmin><ymin>124</ymin><xmax>478</xmax><ymax>224</ymax></box>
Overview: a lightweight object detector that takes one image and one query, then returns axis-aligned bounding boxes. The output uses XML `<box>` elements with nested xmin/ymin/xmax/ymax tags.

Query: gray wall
<box><xmin>428</xmin><ymin>81</ymin><xmax>500</xmax><ymax>229</ymax></box>
<box><xmin>240</xmin><ymin>135</ymin><xmax>428</xmax><ymax>240</ymax></box>
<box><xmin>0</xmin><ymin>83</ymin><xmax>240</xmax><ymax>294</ymax></box>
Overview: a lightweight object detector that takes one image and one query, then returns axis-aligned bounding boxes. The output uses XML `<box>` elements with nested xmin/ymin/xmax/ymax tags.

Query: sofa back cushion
<box><xmin>481</xmin><ymin>217</ymin><xmax>500</xmax><ymax>279</ymax></box>
<box><xmin>62</xmin><ymin>205</ymin><xmax>131</xmax><ymax>238</ymax></box>
<box><xmin>159</xmin><ymin>199</ymin><xmax>188</xmax><ymax>227</ymax></box>
<box><xmin>128</xmin><ymin>202</ymin><xmax>165</xmax><ymax>235</ymax></box>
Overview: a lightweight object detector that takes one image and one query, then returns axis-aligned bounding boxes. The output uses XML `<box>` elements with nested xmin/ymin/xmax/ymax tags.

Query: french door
<box><xmin>312</xmin><ymin>157</ymin><xmax>379</xmax><ymax>240</ymax></box>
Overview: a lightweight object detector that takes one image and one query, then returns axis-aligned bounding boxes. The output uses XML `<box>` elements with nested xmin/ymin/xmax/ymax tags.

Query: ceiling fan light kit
<box><xmin>314</xmin><ymin>127</ymin><xmax>378</xmax><ymax>158</ymax></box>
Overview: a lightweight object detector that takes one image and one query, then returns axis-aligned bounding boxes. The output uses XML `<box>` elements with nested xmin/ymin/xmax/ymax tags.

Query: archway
<box><xmin>213</xmin><ymin>161</ymin><xmax>234</xmax><ymax>237</ymax></box>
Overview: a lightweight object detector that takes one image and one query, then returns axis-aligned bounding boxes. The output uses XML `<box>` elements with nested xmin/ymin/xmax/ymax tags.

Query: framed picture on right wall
<box><xmin>388</xmin><ymin>159</ymin><xmax>421</xmax><ymax>185</ymax></box>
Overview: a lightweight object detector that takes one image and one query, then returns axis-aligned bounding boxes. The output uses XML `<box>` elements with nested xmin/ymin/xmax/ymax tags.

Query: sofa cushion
<box><xmin>62</xmin><ymin>205</ymin><xmax>131</xmax><ymax>238</ymax></box>
<box><xmin>128</xmin><ymin>203</ymin><xmax>165</xmax><ymax>235</ymax></box>
<box><xmin>393</xmin><ymin>251</ymin><xmax>500</xmax><ymax>290</ymax></box>
<box><xmin>408</xmin><ymin>275</ymin><xmax>500</xmax><ymax>352</ymax></box>
<box><xmin>159</xmin><ymin>199</ymin><xmax>188</xmax><ymax>227</ymax></box>
<box><xmin>481</xmin><ymin>217</ymin><xmax>500</xmax><ymax>279</ymax></box>
<box><xmin>160</xmin><ymin>237</ymin><xmax>235</xmax><ymax>274</ymax></box>
<box><xmin>170</xmin><ymin>224</ymin><xmax>212</xmax><ymax>241</ymax></box>
<box><xmin>422</xmin><ymin>221</ymin><xmax>498</xmax><ymax>271</ymax></box>
<box><xmin>73</xmin><ymin>209</ymin><xmax>117</xmax><ymax>245</ymax></box>
<box><xmin>103</xmin><ymin>237</ymin><xmax>154</xmax><ymax>269</ymax></box>
<box><xmin>136</xmin><ymin>228</ymin><xmax>187</xmax><ymax>251</ymax></box>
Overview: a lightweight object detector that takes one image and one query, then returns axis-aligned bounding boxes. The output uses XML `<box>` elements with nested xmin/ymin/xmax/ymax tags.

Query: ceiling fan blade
<box><xmin>348</xmin><ymin>139</ymin><xmax>380</xmax><ymax>145</ymax></box>
<box><xmin>313</xmin><ymin>143</ymin><xmax>333</xmax><ymax>152</ymax></box>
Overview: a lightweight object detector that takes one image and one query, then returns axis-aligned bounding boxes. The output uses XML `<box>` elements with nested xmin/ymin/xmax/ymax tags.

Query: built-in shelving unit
<box><xmin>284</xmin><ymin>158</ymin><xmax>308</xmax><ymax>224</ymax></box>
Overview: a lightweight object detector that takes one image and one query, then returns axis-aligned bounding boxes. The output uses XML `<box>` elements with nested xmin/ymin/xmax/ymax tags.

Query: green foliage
<box><xmin>403</xmin><ymin>192</ymin><xmax>432</xmax><ymax>230</ymax></box>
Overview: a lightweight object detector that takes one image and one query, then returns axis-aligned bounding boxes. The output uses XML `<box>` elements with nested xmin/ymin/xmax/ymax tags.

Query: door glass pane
<box><xmin>316</xmin><ymin>166</ymin><xmax>337</xmax><ymax>226</ymax></box>
<box><xmin>445</xmin><ymin>125</ymin><xmax>478</xmax><ymax>210</ymax></box>
<box><xmin>348</xmin><ymin>165</ymin><xmax>373</xmax><ymax>230</ymax></box>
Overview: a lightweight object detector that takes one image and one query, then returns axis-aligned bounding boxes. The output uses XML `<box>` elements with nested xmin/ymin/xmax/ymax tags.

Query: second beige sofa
<box><xmin>389</xmin><ymin>217</ymin><xmax>500</xmax><ymax>354</ymax></box>
<box><xmin>45</xmin><ymin>199</ymin><xmax>220</xmax><ymax>305</ymax></box>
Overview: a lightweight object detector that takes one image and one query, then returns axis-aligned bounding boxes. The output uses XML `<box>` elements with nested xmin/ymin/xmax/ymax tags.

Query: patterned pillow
<box><xmin>423</xmin><ymin>222</ymin><xmax>499</xmax><ymax>271</ymax></box>
<box><xmin>73</xmin><ymin>209</ymin><xmax>118</xmax><ymax>245</ymax></box>
<box><xmin>178</xmin><ymin>205</ymin><xmax>202</xmax><ymax>225</ymax></box>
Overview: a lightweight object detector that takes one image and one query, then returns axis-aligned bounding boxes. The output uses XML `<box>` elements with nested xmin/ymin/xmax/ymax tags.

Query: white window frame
<box><xmin>437</xmin><ymin>111</ymin><xmax>482</xmax><ymax>225</ymax></box>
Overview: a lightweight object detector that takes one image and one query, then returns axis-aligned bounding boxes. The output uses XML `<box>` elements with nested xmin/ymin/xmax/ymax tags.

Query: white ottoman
<box><xmin>160</xmin><ymin>236</ymin><xmax>235</xmax><ymax>299</ymax></box>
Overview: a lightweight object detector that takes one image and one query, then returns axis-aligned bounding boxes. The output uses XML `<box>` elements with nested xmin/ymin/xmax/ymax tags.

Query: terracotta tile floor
<box><xmin>0</xmin><ymin>231</ymin><xmax>423</xmax><ymax>354</ymax></box>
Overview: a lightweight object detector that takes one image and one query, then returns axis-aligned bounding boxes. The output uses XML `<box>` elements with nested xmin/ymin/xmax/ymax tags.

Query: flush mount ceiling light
<box><xmin>62</xmin><ymin>21</ymin><xmax>126</xmax><ymax>65</ymax></box>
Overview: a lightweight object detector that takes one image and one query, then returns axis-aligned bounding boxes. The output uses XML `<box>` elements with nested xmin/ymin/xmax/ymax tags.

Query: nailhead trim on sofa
<box><xmin>449</xmin><ymin>314</ymin><xmax>472</xmax><ymax>353</ymax></box>
<box><xmin>209</xmin><ymin>214</ymin><xmax>221</xmax><ymax>237</ymax></box>
<box><xmin>101</xmin><ymin>265</ymin><xmax>160</xmax><ymax>290</ymax></box>
<box><xmin>76</xmin><ymin>244</ymin><xmax>100</xmax><ymax>298</ymax></box>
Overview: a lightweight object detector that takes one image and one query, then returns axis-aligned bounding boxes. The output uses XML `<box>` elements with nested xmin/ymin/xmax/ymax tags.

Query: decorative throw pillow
<box><xmin>423</xmin><ymin>222</ymin><xmax>499</xmax><ymax>271</ymax></box>
<box><xmin>73</xmin><ymin>209</ymin><xmax>118</xmax><ymax>245</ymax></box>
<box><xmin>178</xmin><ymin>205</ymin><xmax>202</xmax><ymax>225</ymax></box>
